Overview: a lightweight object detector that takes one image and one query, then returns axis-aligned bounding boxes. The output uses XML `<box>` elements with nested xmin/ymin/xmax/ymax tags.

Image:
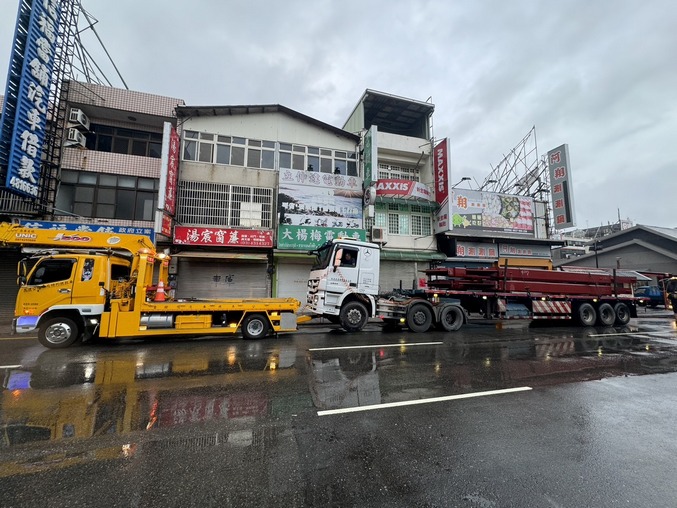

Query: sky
<box><xmin>1</xmin><ymin>0</ymin><xmax>675</xmax><ymax>230</ymax></box>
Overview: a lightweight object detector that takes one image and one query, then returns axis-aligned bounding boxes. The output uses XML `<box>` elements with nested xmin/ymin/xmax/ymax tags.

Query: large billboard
<box><xmin>433</xmin><ymin>138</ymin><xmax>451</xmax><ymax>233</ymax></box>
<box><xmin>451</xmin><ymin>189</ymin><xmax>535</xmax><ymax>236</ymax></box>
<box><xmin>277</xmin><ymin>168</ymin><xmax>365</xmax><ymax>250</ymax></box>
<box><xmin>0</xmin><ymin>0</ymin><xmax>62</xmax><ymax>198</ymax></box>
<box><xmin>547</xmin><ymin>144</ymin><xmax>576</xmax><ymax>230</ymax></box>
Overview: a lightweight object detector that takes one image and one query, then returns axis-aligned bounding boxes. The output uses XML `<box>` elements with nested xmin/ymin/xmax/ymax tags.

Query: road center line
<box><xmin>317</xmin><ymin>386</ymin><xmax>533</xmax><ymax>416</ymax></box>
<box><xmin>309</xmin><ymin>341</ymin><xmax>443</xmax><ymax>352</ymax></box>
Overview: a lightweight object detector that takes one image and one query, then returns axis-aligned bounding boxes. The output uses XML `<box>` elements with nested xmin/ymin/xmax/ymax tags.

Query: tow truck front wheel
<box><xmin>242</xmin><ymin>313</ymin><xmax>270</xmax><ymax>340</ymax></box>
<box><xmin>38</xmin><ymin>317</ymin><xmax>82</xmax><ymax>349</ymax></box>
<box><xmin>340</xmin><ymin>301</ymin><xmax>368</xmax><ymax>332</ymax></box>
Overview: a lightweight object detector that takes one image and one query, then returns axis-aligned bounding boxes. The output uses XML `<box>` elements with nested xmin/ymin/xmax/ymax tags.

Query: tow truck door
<box><xmin>16</xmin><ymin>256</ymin><xmax>77</xmax><ymax>317</ymax></box>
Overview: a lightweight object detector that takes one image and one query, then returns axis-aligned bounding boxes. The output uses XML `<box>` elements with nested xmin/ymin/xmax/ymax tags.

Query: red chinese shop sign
<box><xmin>173</xmin><ymin>226</ymin><xmax>273</xmax><ymax>248</ymax></box>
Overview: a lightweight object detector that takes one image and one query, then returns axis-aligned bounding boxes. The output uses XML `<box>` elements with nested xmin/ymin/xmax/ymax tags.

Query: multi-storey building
<box><xmin>173</xmin><ymin>104</ymin><xmax>360</xmax><ymax>304</ymax></box>
<box><xmin>344</xmin><ymin>90</ymin><xmax>445</xmax><ymax>293</ymax></box>
<box><xmin>0</xmin><ymin>81</ymin><xmax>183</xmax><ymax>327</ymax></box>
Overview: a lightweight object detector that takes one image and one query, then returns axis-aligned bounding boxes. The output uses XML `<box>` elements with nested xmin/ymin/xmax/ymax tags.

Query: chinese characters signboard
<box><xmin>277</xmin><ymin>167</ymin><xmax>363</xmax><ymax>249</ymax></box>
<box><xmin>547</xmin><ymin>144</ymin><xmax>576</xmax><ymax>230</ymax></box>
<box><xmin>174</xmin><ymin>226</ymin><xmax>273</xmax><ymax>248</ymax></box>
<box><xmin>0</xmin><ymin>0</ymin><xmax>61</xmax><ymax>198</ymax></box>
<box><xmin>433</xmin><ymin>138</ymin><xmax>452</xmax><ymax>233</ymax></box>
<box><xmin>451</xmin><ymin>189</ymin><xmax>535</xmax><ymax>236</ymax></box>
<box><xmin>154</xmin><ymin>122</ymin><xmax>180</xmax><ymax>238</ymax></box>
<box><xmin>277</xmin><ymin>225</ymin><xmax>366</xmax><ymax>250</ymax></box>
<box><xmin>363</xmin><ymin>125</ymin><xmax>377</xmax><ymax>187</ymax></box>
<box><xmin>455</xmin><ymin>241</ymin><xmax>498</xmax><ymax>259</ymax></box>
<box><xmin>20</xmin><ymin>220</ymin><xmax>155</xmax><ymax>243</ymax></box>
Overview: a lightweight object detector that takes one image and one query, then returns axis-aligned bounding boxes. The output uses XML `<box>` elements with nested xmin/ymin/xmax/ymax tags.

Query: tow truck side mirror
<box><xmin>333</xmin><ymin>249</ymin><xmax>343</xmax><ymax>272</ymax></box>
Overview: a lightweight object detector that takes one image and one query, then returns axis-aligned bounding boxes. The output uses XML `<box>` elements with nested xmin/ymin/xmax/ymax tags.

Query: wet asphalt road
<box><xmin>1</xmin><ymin>311</ymin><xmax>677</xmax><ymax>507</ymax></box>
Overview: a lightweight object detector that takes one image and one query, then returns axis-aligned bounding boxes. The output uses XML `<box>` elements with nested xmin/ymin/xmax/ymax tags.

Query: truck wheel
<box><xmin>596</xmin><ymin>303</ymin><xmax>615</xmax><ymax>326</ymax></box>
<box><xmin>614</xmin><ymin>303</ymin><xmax>631</xmax><ymax>325</ymax></box>
<box><xmin>439</xmin><ymin>305</ymin><xmax>464</xmax><ymax>332</ymax></box>
<box><xmin>38</xmin><ymin>317</ymin><xmax>82</xmax><ymax>349</ymax></box>
<box><xmin>577</xmin><ymin>303</ymin><xmax>597</xmax><ymax>327</ymax></box>
<box><xmin>340</xmin><ymin>301</ymin><xmax>368</xmax><ymax>332</ymax></box>
<box><xmin>407</xmin><ymin>303</ymin><xmax>433</xmax><ymax>333</ymax></box>
<box><xmin>242</xmin><ymin>313</ymin><xmax>270</xmax><ymax>340</ymax></box>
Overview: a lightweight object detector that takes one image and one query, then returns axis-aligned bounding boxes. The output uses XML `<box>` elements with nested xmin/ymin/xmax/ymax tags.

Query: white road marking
<box><xmin>0</xmin><ymin>365</ymin><xmax>22</xmax><ymax>369</ymax></box>
<box><xmin>587</xmin><ymin>330</ymin><xmax>677</xmax><ymax>338</ymax></box>
<box><xmin>309</xmin><ymin>341</ymin><xmax>443</xmax><ymax>352</ymax></box>
<box><xmin>317</xmin><ymin>386</ymin><xmax>533</xmax><ymax>416</ymax></box>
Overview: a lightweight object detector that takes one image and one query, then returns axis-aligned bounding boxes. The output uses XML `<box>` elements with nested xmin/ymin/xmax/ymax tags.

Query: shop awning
<box><xmin>380</xmin><ymin>250</ymin><xmax>447</xmax><ymax>262</ymax></box>
<box><xmin>273</xmin><ymin>251</ymin><xmax>313</xmax><ymax>259</ymax></box>
<box><xmin>375</xmin><ymin>196</ymin><xmax>439</xmax><ymax>209</ymax></box>
<box><xmin>172</xmin><ymin>251</ymin><xmax>268</xmax><ymax>261</ymax></box>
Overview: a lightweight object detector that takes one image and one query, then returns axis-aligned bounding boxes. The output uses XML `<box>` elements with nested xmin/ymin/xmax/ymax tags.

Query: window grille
<box><xmin>177</xmin><ymin>181</ymin><xmax>273</xmax><ymax>228</ymax></box>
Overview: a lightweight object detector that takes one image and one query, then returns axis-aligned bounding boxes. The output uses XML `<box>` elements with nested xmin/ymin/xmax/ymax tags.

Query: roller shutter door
<box><xmin>0</xmin><ymin>250</ymin><xmax>22</xmax><ymax>333</ymax></box>
<box><xmin>276</xmin><ymin>260</ymin><xmax>314</xmax><ymax>309</ymax></box>
<box><xmin>379</xmin><ymin>261</ymin><xmax>419</xmax><ymax>293</ymax></box>
<box><xmin>175</xmin><ymin>259</ymin><xmax>268</xmax><ymax>299</ymax></box>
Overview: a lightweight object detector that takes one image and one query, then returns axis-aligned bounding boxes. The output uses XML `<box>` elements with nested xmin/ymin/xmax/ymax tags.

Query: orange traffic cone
<box><xmin>154</xmin><ymin>280</ymin><xmax>166</xmax><ymax>302</ymax></box>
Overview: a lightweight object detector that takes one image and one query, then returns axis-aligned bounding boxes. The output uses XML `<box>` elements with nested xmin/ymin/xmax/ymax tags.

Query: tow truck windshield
<box><xmin>309</xmin><ymin>242</ymin><xmax>335</xmax><ymax>270</ymax></box>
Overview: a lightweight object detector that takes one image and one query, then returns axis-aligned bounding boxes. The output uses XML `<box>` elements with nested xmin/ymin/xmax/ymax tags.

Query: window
<box><xmin>182</xmin><ymin>131</ymin><xmax>357</xmax><ymax>174</ymax></box>
<box><xmin>378</xmin><ymin>163</ymin><xmax>420</xmax><ymax>181</ymax></box>
<box><xmin>28</xmin><ymin>259</ymin><xmax>76</xmax><ymax>285</ymax></box>
<box><xmin>177</xmin><ymin>181</ymin><xmax>273</xmax><ymax>228</ymax></box>
<box><xmin>56</xmin><ymin>170</ymin><xmax>158</xmax><ymax>221</ymax></box>
<box><xmin>374</xmin><ymin>203</ymin><xmax>434</xmax><ymax>237</ymax></box>
<box><xmin>183</xmin><ymin>131</ymin><xmax>275</xmax><ymax>170</ymax></box>
<box><xmin>86</xmin><ymin>124</ymin><xmax>163</xmax><ymax>158</ymax></box>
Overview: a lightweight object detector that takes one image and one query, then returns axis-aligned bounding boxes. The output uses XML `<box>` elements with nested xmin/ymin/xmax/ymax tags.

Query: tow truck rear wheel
<box><xmin>577</xmin><ymin>303</ymin><xmax>597</xmax><ymax>327</ymax></box>
<box><xmin>339</xmin><ymin>301</ymin><xmax>368</xmax><ymax>332</ymax></box>
<box><xmin>439</xmin><ymin>305</ymin><xmax>464</xmax><ymax>332</ymax></box>
<box><xmin>38</xmin><ymin>317</ymin><xmax>82</xmax><ymax>349</ymax></box>
<box><xmin>596</xmin><ymin>303</ymin><xmax>616</xmax><ymax>326</ymax></box>
<box><xmin>407</xmin><ymin>303</ymin><xmax>433</xmax><ymax>333</ymax></box>
<box><xmin>614</xmin><ymin>302</ymin><xmax>631</xmax><ymax>325</ymax></box>
<box><xmin>242</xmin><ymin>313</ymin><xmax>270</xmax><ymax>340</ymax></box>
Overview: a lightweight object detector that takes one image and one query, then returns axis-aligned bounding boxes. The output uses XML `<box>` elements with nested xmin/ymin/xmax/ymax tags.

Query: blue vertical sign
<box><xmin>1</xmin><ymin>0</ymin><xmax>62</xmax><ymax>199</ymax></box>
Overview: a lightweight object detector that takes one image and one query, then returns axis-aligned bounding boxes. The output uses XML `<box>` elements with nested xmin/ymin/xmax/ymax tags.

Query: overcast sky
<box><xmin>1</xmin><ymin>0</ymin><xmax>674</xmax><ymax>230</ymax></box>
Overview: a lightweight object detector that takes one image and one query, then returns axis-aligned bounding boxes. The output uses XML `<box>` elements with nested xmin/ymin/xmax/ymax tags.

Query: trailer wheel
<box><xmin>340</xmin><ymin>301</ymin><xmax>368</xmax><ymax>332</ymax></box>
<box><xmin>407</xmin><ymin>303</ymin><xmax>433</xmax><ymax>333</ymax></box>
<box><xmin>577</xmin><ymin>303</ymin><xmax>597</xmax><ymax>327</ymax></box>
<box><xmin>242</xmin><ymin>313</ymin><xmax>270</xmax><ymax>340</ymax></box>
<box><xmin>596</xmin><ymin>303</ymin><xmax>615</xmax><ymax>326</ymax></box>
<box><xmin>613</xmin><ymin>303</ymin><xmax>631</xmax><ymax>325</ymax></box>
<box><xmin>439</xmin><ymin>305</ymin><xmax>464</xmax><ymax>332</ymax></box>
<box><xmin>38</xmin><ymin>317</ymin><xmax>82</xmax><ymax>349</ymax></box>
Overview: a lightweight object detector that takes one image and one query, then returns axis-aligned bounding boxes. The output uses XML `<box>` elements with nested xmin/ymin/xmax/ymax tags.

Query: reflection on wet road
<box><xmin>1</xmin><ymin>317</ymin><xmax>677</xmax><ymax>505</ymax></box>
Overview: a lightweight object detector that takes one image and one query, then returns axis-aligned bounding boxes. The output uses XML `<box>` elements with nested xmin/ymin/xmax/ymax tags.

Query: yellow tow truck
<box><xmin>0</xmin><ymin>222</ymin><xmax>300</xmax><ymax>348</ymax></box>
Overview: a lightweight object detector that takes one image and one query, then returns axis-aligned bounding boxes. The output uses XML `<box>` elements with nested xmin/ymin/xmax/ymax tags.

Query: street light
<box><xmin>451</xmin><ymin>176</ymin><xmax>471</xmax><ymax>188</ymax></box>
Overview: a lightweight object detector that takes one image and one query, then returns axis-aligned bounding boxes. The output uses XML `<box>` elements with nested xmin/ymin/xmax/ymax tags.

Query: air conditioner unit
<box><xmin>66</xmin><ymin>127</ymin><xmax>86</xmax><ymax>148</ymax></box>
<box><xmin>371</xmin><ymin>226</ymin><xmax>387</xmax><ymax>243</ymax></box>
<box><xmin>68</xmin><ymin>108</ymin><xmax>90</xmax><ymax>131</ymax></box>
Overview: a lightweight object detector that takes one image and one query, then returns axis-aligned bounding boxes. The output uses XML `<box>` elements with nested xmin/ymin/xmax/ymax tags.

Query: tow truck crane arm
<box><xmin>0</xmin><ymin>222</ymin><xmax>156</xmax><ymax>255</ymax></box>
